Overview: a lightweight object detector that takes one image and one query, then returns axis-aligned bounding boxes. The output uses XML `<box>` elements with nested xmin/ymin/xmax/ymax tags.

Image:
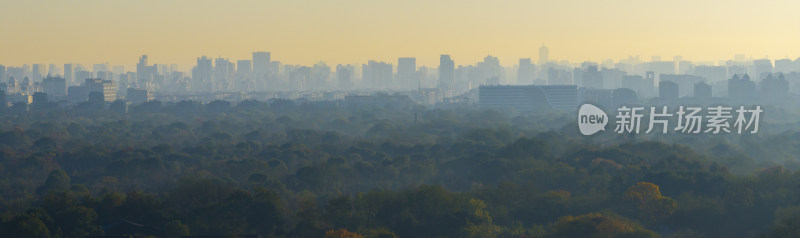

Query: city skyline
<box><xmin>0</xmin><ymin>51</ymin><xmax>797</xmax><ymax>74</ymax></box>
<box><xmin>2</xmin><ymin>0</ymin><xmax>799</xmax><ymax>70</ymax></box>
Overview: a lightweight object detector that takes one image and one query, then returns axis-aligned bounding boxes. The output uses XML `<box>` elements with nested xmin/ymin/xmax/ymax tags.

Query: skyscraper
<box><xmin>93</xmin><ymin>63</ymin><xmax>108</xmax><ymax>73</ymax></box>
<box><xmin>48</xmin><ymin>64</ymin><xmax>61</xmax><ymax>77</ymax></box>
<box><xmin>517</xmin><ymin>58</ymin><xmax>534</xmax><ymax>85</ymax></box>
<box><xmin>694</xmin><ymin>81</ymin><xmax>712</xmax><ymax>99</ymax></box>
<box><xmin>336</xmin><ymin>64</ymin><xmax>354</xmax><ymax>90</ymax></box>
<box><xmin>214</xmin><ymin>58</ymin><xmax>234</xmax><ymax>91</ymax></box>
<box><xmin>438</xmin><ymin>55</ymin><xmax>454</xmax><ymax>89</ymax></box>
<box><xmin>32</xmin><ymin>64</ymin><xmax>45</xmax><ymax>82</ymax></box>
<box><xmin>252</xmin><ymin>52</ymin><xmax>271</xmax><ymax>90</ymax></box>
<box><xmin>137</xmin><ymin>55</ymin><xmax>156</xmax><ymax>90</ymax></box>
<box><xmin>659</xmin><ymin>80</ymin><xmax>679</xmax><ymax>102</ymax></box>
<box><xmin>582</xmin><ymin>66</ymin><xmax>603</xmax><ymax>89</ymax></box>
<box><xmin>192</xmin><ymin>56</ymin><xmax>213</xmax><ymax>92</ymax></box>
<box><xmin>75</xmin><ymin>70</ymin><xmax>93</xmax><ymax>84</ymax></box>
<box><xmin>311</xmin><ymin>62</ymin><xmax>331</xmax><ymax>90</ymax></box>
<box><xmin>42</xmin><ymin>75</ymin><xmax>67</xmax><ymax>97</ymax></box>
<box><xmin>362</xmin><ymin>61</ymin><xmax>393</xmax><ymax>89</ymax></box>
<box><xmin>63</xmin><ymin>64</ymin><xmax>73</xmax><ymax>85</ymax></box>
<box><xmin>538</xmin><ymin>45</ymin><xmax>549</xmax><ymax>65</ymax></box>
<box><xmin>477</xmin><ymin>55</ymin><xmax>503</xmax><ymax>85</ymax></box>
<box><xmin>397</xmin><ymin>57</ymin><xmax>416</xmax><ymax>90</ymax></box>
<box><xmin>644</xmin><ymin>71</ymin><xmax>656</xmax><ymax>98</ymax></box>
<box><xmin>761</xmin><ymin>73</ymin><xmax>789</xmax><ymax>101</ymax></box>
<box><xmin>236</xmin><ymin>60</ymin><xmax>252</xmax><ymax>90</ymax></box>
<box><xmin>728</xmin><ymin>74</ymin><xmax>755</xmax><ymax>101</ymax></box>
<box><xmin>85</xmin><ymin>78</ymin><xmax>117</xmax><ymax>102</ymax></box>
<box><xmin>753</xmin><ymin>59</ymin><xmax>773</xmax><ymax>79</ymax></box>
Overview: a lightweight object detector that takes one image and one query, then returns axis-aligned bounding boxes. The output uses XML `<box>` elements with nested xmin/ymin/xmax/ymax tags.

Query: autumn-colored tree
<box><xmin>552</xmin><ymin>212</ymin><xmax>657</xmax><ymax>238</ymax></box>
<box><xmin>623</xmin><ymin>182</ymin><xmax>663</xmax><ymax>204</ymax></box>
<box><xmin>325</xmin><ymin>228</ymin><xmax>364</xmax><ymax>238</ymax></box>
<box><xmin>623</xmin><ymin>182</ymin><xmax>677</xmax><ymax>223</ymax></box>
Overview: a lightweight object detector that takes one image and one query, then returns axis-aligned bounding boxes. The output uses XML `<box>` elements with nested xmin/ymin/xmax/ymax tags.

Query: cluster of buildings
<box><xmin>2</xmin><ymin>48</ymin><xmax>800</xmax><ymax>112</ymax></box>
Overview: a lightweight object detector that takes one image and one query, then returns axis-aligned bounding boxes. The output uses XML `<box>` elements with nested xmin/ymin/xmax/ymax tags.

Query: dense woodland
<box><xmin>2</xmin><ymin>100</ymin><xmax>800</xmax><ymax>237</ymax></box>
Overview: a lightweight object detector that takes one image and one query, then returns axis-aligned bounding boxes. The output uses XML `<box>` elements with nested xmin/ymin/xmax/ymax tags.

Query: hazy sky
<box><xmin>1</xmin><ymin>0</ymin><xmax>799</xmax><ymax>71</ymax></box>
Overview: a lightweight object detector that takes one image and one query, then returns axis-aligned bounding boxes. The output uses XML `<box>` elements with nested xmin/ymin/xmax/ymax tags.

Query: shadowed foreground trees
<box><xmin>0</xmin><ymin>101</ymin><xmax>799</xmax><ymax>237</ymax></box>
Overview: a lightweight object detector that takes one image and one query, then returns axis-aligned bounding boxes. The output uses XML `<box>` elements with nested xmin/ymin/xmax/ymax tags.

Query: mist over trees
<box><xmin>0</xmin><ymin>100</ymin><xmax>800</xmax><ymax>237</ymax></box>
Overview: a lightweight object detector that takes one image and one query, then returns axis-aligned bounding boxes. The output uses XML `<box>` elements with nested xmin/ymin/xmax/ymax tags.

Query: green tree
<box><xmin>2</xmin><ymin>213</ymin><xmax>51</xmax><ymax>238</ymax></box>
<box><xmin>37</xmin><ymin>170</ymin><xmax>71</xmax><ymax>195</ymax></box>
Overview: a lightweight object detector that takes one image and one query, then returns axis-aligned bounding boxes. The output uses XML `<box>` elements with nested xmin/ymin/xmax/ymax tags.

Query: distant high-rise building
<box><xmin>694</xmin><ymin>66</ymin><xmax>726</xmax><ymax>83</ymax></box>
<box><xmin>694</xmin><ymin>81</ymin><xmax>712</xmax><ymax>99</ymax></box>
<box><xmin>137</xmin><ymin>55</ymin><xmax>156</xmax><ymax>90</ymax></box>
<box><xmin>601</xmin><ymin>68</ymin><xmax>625</xmax><ymax>89</ymax></box>
<box><xmin>477</xmin><ymin>55</ymin><xmax>503</xmax><ymax>86</ymax></box>
<box><xmin>438</xmin><ymin>55</ymin><xmax>455</xmax><ymax>89</ymax></box>
<box><xmin>93</xmin><ymin>63</ymin><xmax>108</xmax><ymax>73</ymax></box>
<box><xmin>582</xmin><ymin>66</ymin><xmax>603</xmax><ymax>89</ymax></box>
<box><xmin>96</xmin><ymin>71</ymin><xmax>113</xmax><ymax>82</ymax></box>
<box><xmin>63</xmin><ymin>64</ymin><xmax>73</xmax><ymax>85</ymax></box>
<box><xmin>336</xmin><ymin>64</ymin><xmax>354</xmax><ymax>90</ymax></box>
<box><xmin>192</xmin><ymin>56</ymin><xmax>213</xmax><ymax>92</ymax></box>
<box><xmin>236</xmin><ymin>60</ymin><xmax>252</xmax><ymax>90</ymax></box>
<box><xmin>753</xmin><ymin>59</ymin><xmax>773</xmax><ymax>79</ymax></box>
<box><xmin>548</xmin><ymin>68</ymin><xmax>572</xmax><ymax>85</ymax></box>
<box><xmin>660</xmin><ymin>74</ymin><xmax>703</xmax><ymax>97</ymax></box>
<box><xmin>42</xmin><ymin>75</ymin><xmax>67</xmax><ymax>98</ymax></box>
<box><xmin>644</xmin><ymin>71</ymin><xmax>656</xmax><ymax>98</ymax></box>
<box><xmin>727</xmin><ymin>64</ymin><xmax>747</xmax><ymax>79</ymax></box>
<box><xmin>581</xmin><ymin>88</ymin><xmax>614</xmax><ymax>109</ymax></box>
<box><xmin>117</xmin><ymin>73</ymin><xmax>129</xmax><ymax>97</ymax></box>
<box><xmin>517</xmin><ymin>58</ymin><xmax>534</xmax><ymax>85</ymax></box>
<box><xmin>0</xmin><ymin>65</ymin><xmax>5</xmax><ymax>83</ymax></box>
<box><xmin>538</xmin><ymin>45</ymin><xmax>549</xmax><ymax>65</ymax></box>
<box><xmin>311</xmin><ymin>62</ymin><xmax>331</xmax><ymax>90</ymax></box>
<box><xmin>252</xmin><ymin>52</ymin><xmax>271</xmax><ymax>90</ymax></box>
<box><xmin>22</xmin><ymin>65</ymin><xmax>30</xmax><ymax>79</ymax></box>
<box><xmin>125</xmin><ymin>72</ymin><xmax>136</xmax><ymax>90</ymax></box>
<box><xmin>728</xmin><ymin>74</ymin><xmax>756</xmax><ymax>101</ymax></box>
<box><xmin>659</xmin><ymin>80</ymin><xmax>679</xmax><ymax>102</ymax></box>
<box><xmin>75</xmin><ymin>70</ymin><xmax>93</xmax><ymax>83</ymax></box>
<box><xmin>677</xmin><ymin>60</ymin><xmax>693</xmax><ymax>74</ymax></box>
<box><xmin>112</xmin><ymin>65</ymin><xmax>125</xmax><ymax>75</ymax></box>
<box><xmin>31</xmin><ymin>64</ymin><xmax>45</xmax><ymax>82</ymax></box>
<box><xmin>0</xmin><ymin>89</ymin><xmax>6</xmax><ymax>109</ymax></box>
<box><xmin>775</xmin><ymin>59</ymin><xmax>794</xmax><ymax>73</ymax></box>
<box><xmin>48</xmin><ymin>64</ymin><xmax>60</xmax><ymax>77</ymax></box>
<box><xmin>645</xmin><ymin>61</ymin><xmax>676</xmax><ymax>83</ymax></box>
<box><xmin>363</xmin><ymin>61</ymin><xmax>393</xmax><ymax>89</ymax></box>
<box><xmin>6</xmin><ymin>67</ymin><xmax>24</xmax><ymax>84</ymax></box>
<box><xmin>397</xmin><ymin>57</ymin><xmax>417</xmax><ymax>90</ymax></box>
<box><xmin>612</xmin><ymin>88</ymin><xmax>638</xmax><ymax>106</ymax></box>
<box><xmin>622</xmin><ymin>75</ymin><xmax>644</xmax><ymax>95</ymax></box>
<box><xmin>85</xmin><ymin>78</ymin><xmax>116</xmax><ymax>102</ymax></box>
<box><xmin>168</xmin><ymin>71</ymin><xmax>185</xmax><ymax>92</ymax></box>
<box><xmin>214</xmin><ymin>58</ymin><xmax>234</xmax><ymax>91</ymax></box>
<box><xmin>761</xmin><ymin>73</ymin><xmax>789</xmax><ymax>101</ymax></box>
<box><xmin>289</xmin><ymin>66</ymin><xmax>311</xmax><ymax>90</ymax></box>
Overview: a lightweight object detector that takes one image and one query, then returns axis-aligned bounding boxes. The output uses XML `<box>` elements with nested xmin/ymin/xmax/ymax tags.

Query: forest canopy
<box><xmin>0</xmin><ymin>100</ymin><xmax>799</xmax><ymax>237</ymax></box>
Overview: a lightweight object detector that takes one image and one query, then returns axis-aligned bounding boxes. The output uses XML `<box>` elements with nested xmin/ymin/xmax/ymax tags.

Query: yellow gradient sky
<box><xmin>1</xmin><ymin>0</ymin><xmax>798</xmax><ymax>71</ymax></box>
